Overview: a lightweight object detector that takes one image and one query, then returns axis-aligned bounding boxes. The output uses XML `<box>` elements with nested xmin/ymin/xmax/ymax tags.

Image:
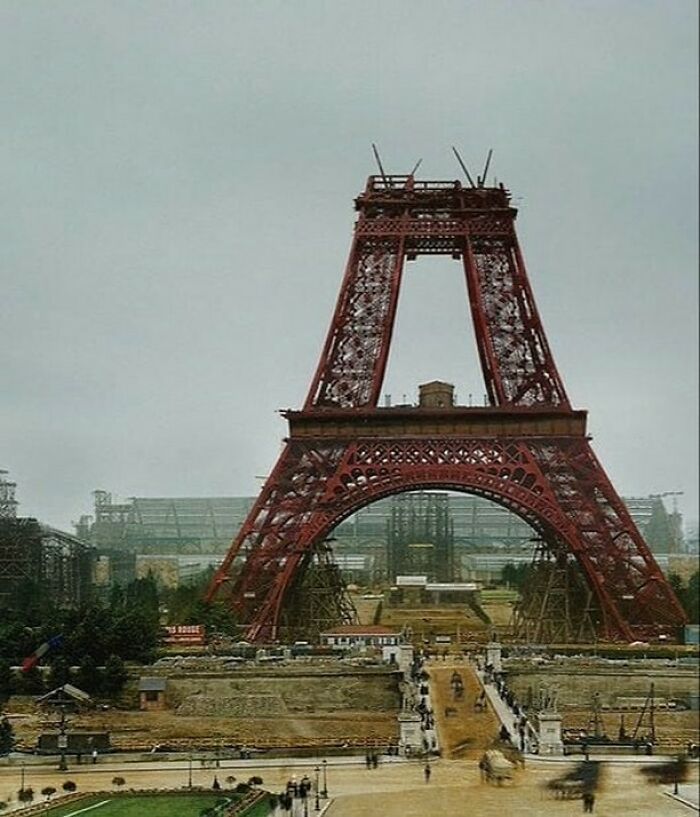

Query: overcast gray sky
<box><xmin>1</xmin><ymin>1</ymin><xmax>698</xmax><ymax>532</ymax></box>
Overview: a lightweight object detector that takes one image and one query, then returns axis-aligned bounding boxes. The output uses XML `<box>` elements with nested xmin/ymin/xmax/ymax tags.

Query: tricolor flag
<box><xmin>21</xmin><ymin>634</ymin><xmax>64</xmax><ymax>673</ymax></box>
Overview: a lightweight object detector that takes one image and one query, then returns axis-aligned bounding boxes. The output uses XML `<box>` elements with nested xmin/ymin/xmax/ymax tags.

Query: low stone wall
<box><xmin>505</xmin><ymin>660</ymin><xmax>699</xmax><ymax>708</ymax></box>
<box><xmin>164</xmin><ymin>668</ymin><xmax>401</xmax><ymax>717</ymax></box>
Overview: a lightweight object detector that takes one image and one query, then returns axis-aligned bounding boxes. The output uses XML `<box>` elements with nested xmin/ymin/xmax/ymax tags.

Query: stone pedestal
<box><xmin>397</xmin><ymin>644</ymin><xmax>415</xmax><ymax>678</ymax></box>
<box><xmin>486</xmin><ymin>640</ymin><xmax>502</xmax><ymax>673</ymax></box>
<box><xmin>538</xmin><ymin>711</ymin><xmax>564</xmax><ymax>756</ymax></box>
<box><xmin>383</xmin><ymin>643</ymin><xmax>415</xmax><ymax>679</ymax></box>
<box><xmin>398</xmin><ymin>712</ymin><xmax>423</xmax><ymax>755</ymax></box>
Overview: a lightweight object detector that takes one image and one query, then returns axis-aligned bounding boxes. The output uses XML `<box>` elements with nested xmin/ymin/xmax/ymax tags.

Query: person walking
<box><xmin>582</xmin><ymin>791</ymin><xmax>595</xmax><ymax>812</ymax></box>
<box><xmin>424</xmin><ymin>763</ymin><xmax>431</xmax><ymax>783</ymax></box>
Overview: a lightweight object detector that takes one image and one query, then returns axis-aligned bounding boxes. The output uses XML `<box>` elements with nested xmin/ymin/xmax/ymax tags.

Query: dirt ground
<box><xmin>380</xmin><ymin>607</ymin><xmax>488</xmax><ymax>642</ymax></box>
<box><xmin>428</xmin><ymin>661</ymin><xmax>500</xmax><ymax>758</ymax></box>
<box><xmin>10</xmin><ymin>707</ymin><xmax>398</xmax><ymax>753</ymax></box>
<box><xmin>561</xmin><ymin>709</ymin><xmax>700</xmax><ymax>754</ymax></box>
<box><xmin>323</xmin><ymin>758</ymin><xmax>700</xmax><ymax>817</ymax></box>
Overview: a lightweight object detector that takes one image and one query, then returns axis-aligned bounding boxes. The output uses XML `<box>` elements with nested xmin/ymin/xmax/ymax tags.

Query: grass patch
<box><xmin>242</xmin><ymin>800</ymin><xmax>273</xmax><ymax>817</ymax></box>
<box><xmin>40</xmin><ymin>793</ymin><xmax>233</xmax><ymax>817</ymax></box>
<box><xmin>481</xmin><ymin>589</ymin><xmax>519</xmax><ymax>603</ymax></box>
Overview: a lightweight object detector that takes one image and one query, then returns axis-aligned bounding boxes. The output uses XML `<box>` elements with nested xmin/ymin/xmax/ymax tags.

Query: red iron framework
<box><xmin>206</xmin><ymin>174</ymin><xmax>686</xmax><ymax>643</ymax></box>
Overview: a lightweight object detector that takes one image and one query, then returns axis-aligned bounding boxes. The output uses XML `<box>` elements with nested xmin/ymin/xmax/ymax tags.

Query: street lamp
<box><xmin>321</xmin><ymin>759</ymin><xmax>328</xmax><ymax>798</ymax></box>
<box><xmin>314</xmin><ymin>766</ymin><xmax>320</xmax><ymax>811</ymax></box>
<box><xmin>57</xmin><ymin>709</ymin><xmax>68</xmax><ymax>772</ymax></box>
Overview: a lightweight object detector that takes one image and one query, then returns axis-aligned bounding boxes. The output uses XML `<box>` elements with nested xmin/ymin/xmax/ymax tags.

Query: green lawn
<box><xmin>39</xmin><ymin>793</ymin><xmax>235</xmax><ymax>817</ymax></box>
<box><xmin>242</xmin><ymin>801</ymin><xmax>273</xmax><ymax>817</ymax></box>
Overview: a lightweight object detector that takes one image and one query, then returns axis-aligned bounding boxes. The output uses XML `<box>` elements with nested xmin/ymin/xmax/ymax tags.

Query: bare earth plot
<box><xmin>11</xmin><ymin>667</ymin><xmax>400</xmax><ymax>752</ymax></box>
<box><xmin>67</xmin><ymin>709</ymin><xmax>398</xmax><ymax>750</ymax></box>
<box><xmin>561</xmin><ymin>709</ymin><xmax>700</xmax><ymax>753</ymax></box>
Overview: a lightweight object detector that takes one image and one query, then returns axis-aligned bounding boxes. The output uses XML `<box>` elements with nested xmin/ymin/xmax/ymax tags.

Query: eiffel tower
<box><xmin>206</xmin><ymin>166</ymin><xmax>686</xmax><ymax>643</ymax></box>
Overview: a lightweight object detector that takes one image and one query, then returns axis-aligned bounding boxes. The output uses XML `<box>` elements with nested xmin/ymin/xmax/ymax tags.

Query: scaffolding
<box><xmin>511</xmin><ymin>540</ymin><xmax>598</xmax><ymax>643</ymax></box>
<box><xmin>0</xmin><ymin>517</ymin><xmax>94</xmax><ymax>609</ymax></box>
<box><xmin>278</xmin><ymin>543</ymin><xmax>358</xmax><ymax>642</ymax></box>
<box><xmin>0</xmin><ymin>470</ymin><xmax>18</xmax><ymax>519</ymax></box>
<box><xmin>387</xmin><ymin>492</ymin><xmax>455</xmax><ymax>582</ymax></box>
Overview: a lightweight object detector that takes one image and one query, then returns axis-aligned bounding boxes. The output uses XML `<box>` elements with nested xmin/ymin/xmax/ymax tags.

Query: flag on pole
<box><xmin>21</xmin><ymin>634</ymin><xmax>64</xmax><ymax>673</ymax></box>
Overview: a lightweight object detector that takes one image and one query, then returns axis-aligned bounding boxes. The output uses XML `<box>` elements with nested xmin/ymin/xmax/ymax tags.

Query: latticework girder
<box><xmin>206</xmin><ymin>173</ymin><xmax>686</xmax><ymax>644</ymax></box>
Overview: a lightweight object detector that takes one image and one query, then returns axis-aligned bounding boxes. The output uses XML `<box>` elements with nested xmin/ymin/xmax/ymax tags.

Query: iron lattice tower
<box><xmin>206</xmin><ymin>173</ymin><xmax>686</xmax><ymax>643</ymax></box>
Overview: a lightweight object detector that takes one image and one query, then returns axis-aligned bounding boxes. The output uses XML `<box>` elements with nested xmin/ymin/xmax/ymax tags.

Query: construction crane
<box><xmin>649</xmin><ymin>491</ymin><xmax>684</xmax><ymax>513</ymax></box>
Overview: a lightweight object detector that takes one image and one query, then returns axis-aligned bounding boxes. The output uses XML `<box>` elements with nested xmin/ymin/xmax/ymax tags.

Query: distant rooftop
<box><xmin>138</xmin><ymin>677</ymin><xmax>167</xmax><ymax>692</ymax></box>
<box><xmin>320</xmin><ymin>625</ymin><xmax>400</xmax><ymax>636</ymax></box>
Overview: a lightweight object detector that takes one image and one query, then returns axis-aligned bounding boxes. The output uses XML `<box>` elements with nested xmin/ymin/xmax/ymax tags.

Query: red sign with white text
<box><xmin>164</xmin><ymin>625</ymin><xmax>205</xmax><ymax>645</ymax></box>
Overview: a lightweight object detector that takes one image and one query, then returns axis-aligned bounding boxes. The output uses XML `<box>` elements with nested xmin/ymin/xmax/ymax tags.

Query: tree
<box><xmin>76</xmin><ymin>655</ymin><xmax>101</xmax><ymax>694</ymax></box>
<box><xmin>102</xmin><ymin>655</ymin><xmax>127</xmax><ymax>698</ymax></box>
<box><xmin>47</xmin><ymin>656</ymin><xmax>71</xmax><ymax>690</ymax></box>
<box><xmin>687</xmin><ymin>571</ymin><xmax>700</xmax><ymax>623</ymax></box>
<box><xmin>65</xmin><ymin>605</ymin><xmax>112</xmax><ymax>665</ymax></box>
<box><xmin>502</xmin><ymin>562</ymin><xmax>530</xmax><ymax>591</ymax></box>
<box><xmin>109</xmin><ymin>606</ymin><xmax>160</xmax><ymax>664</ymax></box>
<box><xmin>0</xmin><ymin>717</ymin><xmax>14</xmax><ymax>755</ymax></box>
<box><xmin>669</xmin><ymin>573</ymin><xmax>685</xmax><ymax>599</ymax></box>
<box><xmin>17</xmin><ymin>665</ymin><xmax>44</xmax><ymax>696</ymax></box>
<box><xmin>669</xmin><ymin>571</ymin><xmax>700</xmax><ymax>625</ymax></box>
<box><xmin>41</xmin><ymin>786</ymin><xmax>56</xmax><ymax>801</ymax></box>
<box><xmin>119</xmin><ymin>576</ymin><xmax>159</xmax><ymax>623</ymax></box>
<box><xmin>0</xmin><ymin>662</ymin><xmax>12</xmax><ymax>704</ymax></box>
<box><xmin>62</xmin><ymin>781</ymin><xmax>77</xmax><ymax>793</ymax></box>
<box><xmin>112</xmin><ymin>776</ymin><xmax>126</xmax><ymax>789</ymax></box>
<box><xmin>17</xmin><ymin>788</ymin><xmax>34</xmax><ymax>803</ymax></box>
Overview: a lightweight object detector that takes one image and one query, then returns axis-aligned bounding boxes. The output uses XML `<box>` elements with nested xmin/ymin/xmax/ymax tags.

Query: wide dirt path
<box><xmin>429</xmin><ymin>659</ymin><xmax>500</xmax><ymax>758</ymax></box>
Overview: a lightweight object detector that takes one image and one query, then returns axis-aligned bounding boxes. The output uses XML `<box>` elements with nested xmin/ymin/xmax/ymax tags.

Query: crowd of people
<box><xmin>479</xmin><ymin>658</ymin><xmax>537</xmax><ymax>754</ymax></box>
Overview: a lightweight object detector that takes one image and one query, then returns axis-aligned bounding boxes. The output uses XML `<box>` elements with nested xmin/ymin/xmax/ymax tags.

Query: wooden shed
<box><xmin>138</xmin><ymin>677</ymin><xmax>167</xmax><ymax>711</ymax></box>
